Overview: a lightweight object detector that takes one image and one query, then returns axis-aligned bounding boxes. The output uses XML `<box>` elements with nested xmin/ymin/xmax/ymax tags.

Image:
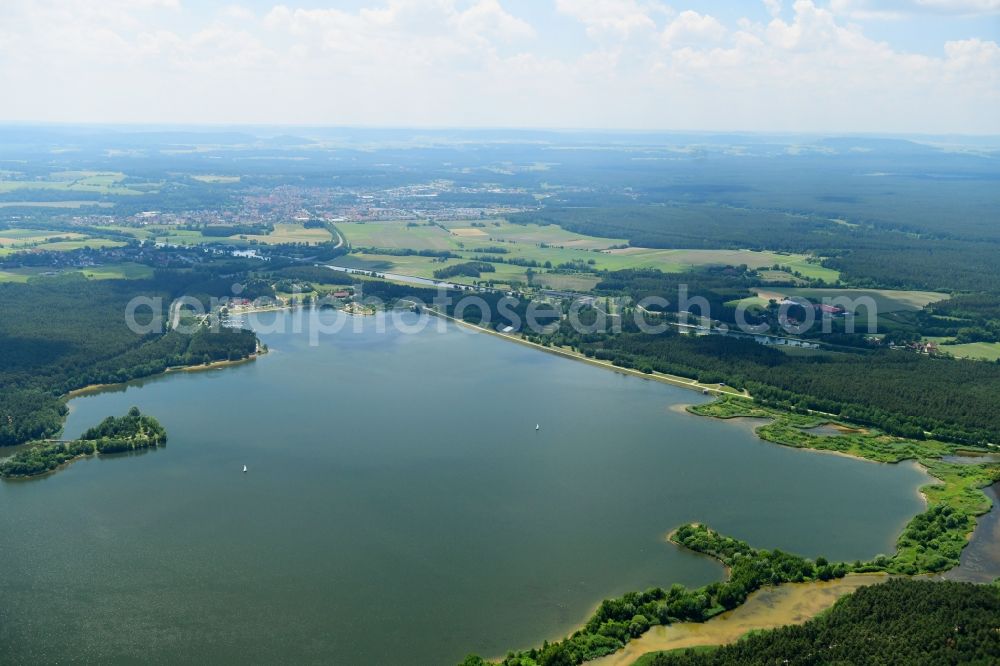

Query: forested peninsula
<box><xmin>0</xmin><ymin>408</ymin><xmax>166</xmax><ymax>478</ymax></box>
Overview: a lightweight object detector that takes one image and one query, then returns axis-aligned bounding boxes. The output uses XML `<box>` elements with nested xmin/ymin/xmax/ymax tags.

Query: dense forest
<box><xmin>924</xmin><ymin>293</ymin><xmax>1000</xmax><ymax>343</ymax></box>
<box><xmin>643</xmin><ymin>579</ymin><xmax>1000</xmax><ymax>666</ymax></box>
<box><xmin>547</xmin><ymin>315</ymin><xmax>1000</xmax><ymax>443</ymax></box>
<box><xmin>0</xmin><ymin>274</ymin><xmax>257</xmax><ymax>447</ymax></box>
<box><xmin>510</xmin><ymin>205</ymin><xmax>854</xmax><ymax>253</ymax></box>
<box><xmin>511</xmin><ymin>206</ymin><xmax>1000</xmax><ymax>294</ymax></box>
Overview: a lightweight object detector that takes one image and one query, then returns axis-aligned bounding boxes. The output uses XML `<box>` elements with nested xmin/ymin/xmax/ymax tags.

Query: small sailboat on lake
<box><xmin>535</xmin><ymin>424</ymin><xmax>540</xmax><ymax>431</ymax></box>
<box><xmin>242</xmin><ymin>465</ymin><xmax>247</xmax><ymax>473</ymax></box>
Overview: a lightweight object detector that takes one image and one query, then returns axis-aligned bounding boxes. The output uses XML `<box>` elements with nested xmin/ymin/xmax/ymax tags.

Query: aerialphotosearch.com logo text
<box><xmin>125</xmin><ymin>283</ymin><xmax>879</xmax><ymax>345</ymax></box>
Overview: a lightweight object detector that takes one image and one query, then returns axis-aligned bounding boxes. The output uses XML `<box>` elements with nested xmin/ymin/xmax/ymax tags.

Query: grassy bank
<box><xmin>689</xmin><ymin>397</ymin><xmax>1000</xmax><ymax>575</ymax></box>
<box><xmin>637</xmin><ymin>579</ymin><xmax>1000</xmax><ymax>665</ymax></box>
<box><xmin>598</xmin><ymin>574</ymin><xmax>885</xmax><ymax>666</ymax></box>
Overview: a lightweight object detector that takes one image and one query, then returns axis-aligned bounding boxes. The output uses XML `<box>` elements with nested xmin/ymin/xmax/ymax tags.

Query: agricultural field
<box><xmin>242</xmin><ymin>223</ymin><xmax>332</xmax><ymax>245</ymax></box>
<box><xmin>0</xmin><ymin>228</ymin><xmax>125</xmax><ymax>254</ymax></box>
<box><xmin>0</xmin><ymin>201</ymin><xmax>115</xmax><ymax>209</ymax></box>
<box><xmin>79</xmin><ymin>262</ymin><xmax>155</xmax><ymax>280</ymax></box>
<box><xmin>437</xmin><ymin>219</ymin><xmax>626</xmax><ymax>250</ymax></box>
<box><xmin>0</xmin><ymin>171</ymin><xmax>148</xmax><ymax>195</ymax></box>
<box><xmin>91</xmin><ymin>224</ymin><xmax>157</xmax><ymax>241</ymax></box>
<box><xmin>339</xmin><ymin>251</ymin><xmax>531</xmax><ymax>287</ymax></box>
<box><xmin>0</xmin><ymin>228</ymin><xmax>88</xmax><ymax>245</ymax></box>
<box><xmin>599</xmin><ymin>248</ymin><xmax>837</xmax><ymax>279</ymax></box>
<box><xmin>337</xmin><ymin>219</ymin><xmax>624</xmax><ymax>252</ymax></box>
<box><xmin>131</xmin><ymin>222</ymin><xmax>331</xmax><ymax>246</ymax></box>
<box><xmin>534</xmin><ymin>273</ymin><xmax>601</xmax><ymax>292</ymax></box>
<box><xmin>0</xmin><ymin>267</ymin><xmax>53</xmax><ymax>282</ymax></box>
<box><xmin>756</xmin><ymin>269</ymin><xmax>810</xmax><ymax>285</ymax></box>
<box><xmin>332</xmin><ymin>219</ymin><xmax>838</xmax><ymax>290</ymax></box>
<box><xmin>930</xmin><ymin>341</ymin><xmax>1000</xmax><ymax>362</ymax></box>
<box><xmin>758</xmin><ymin>288</ymin><xmax>948</xmax><ymax>313</ymax></box>
<box><xmin>0</xmin><ymin>262</ymin><xmax>151</xmax><ymax>283</ymax></box>
<box><xmin>40</xmin><ymin>239</ymin><xmax>126</xmax><ymax>252</ymax></box>
<box><xmin>335</xmin><ymin>221</ymin><xmax>456</xmax><ymax>251</ymax></box>
<box><xmin>191</xmin><ymin>175</ymin><xmax>240</xmax><ymax>184</ymax></box>
<box><xmin>726</xmin><ymin>295</ymin><xmax>772</xmax><ymax>309</ymax></box>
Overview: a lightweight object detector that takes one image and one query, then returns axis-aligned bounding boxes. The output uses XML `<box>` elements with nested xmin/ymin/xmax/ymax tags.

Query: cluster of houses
<box><xmin>751</xmin><ymin>334</ymin><xmax>820</xmax><ymax>349</ymax></box>
<box><xmin>904</xmin><ymin>340</ymin><xmax>941</xmax><ymax>355</ymax></box>
<box><xmin>778</xmin><ymin>298</ymin><xmax>847</xmax><ymax>317</ymax></box>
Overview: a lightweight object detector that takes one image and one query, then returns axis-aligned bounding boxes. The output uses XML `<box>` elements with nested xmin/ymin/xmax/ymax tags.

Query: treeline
<box><xmin>924</xmin><ymin>292</ymin><xmax>1000</xmax><ymax>343</ymax></box>
<box><xmin>0</xmin><ymin>407</ymin><xmax>167</xmax><ymax>478</ymax></box>
<box><xmin>433</xmin><ymin>261</ymin><xmax>496</xmax><ymax>279</ymax></box>
<box><xmin>508</xmin><ymin>205</ymin><xmax>847</xmax><ymax>253</ymax></box>
<box><xmin>0</xmin><ymin>273</ymin><xmax>258</xmax><ymax>447</ymax></box>
<box><xmin>645</xmin><ymin>579</ymin><xmax>1000</xmax><ymax>666</ymax></box>
<box><xmin>185</xmin><ymin>224</ymin><xmax>272</xmax><ymax>237</ymax></box>
<box><xmin>469</xmin><ymin>246</ymin><xmax>509</xmax><ymax>254</ymax></box>
<box><xmin>595</xmin><ymin>267</ymin><xmax>758</xmax><ymax>321</ymax></box>
<box><xmin>823</xmin><ymin>240</ymin><xmax>1000</xmax><ymax>293</ymax></box>
<box><xmin>355</xmin><ymin>246</ymin><xmax>458</xmax><ymax>259</ymax></box>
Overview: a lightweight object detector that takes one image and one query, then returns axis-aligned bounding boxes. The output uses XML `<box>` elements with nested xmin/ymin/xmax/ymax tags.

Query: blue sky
<box><xmin>0</xmin><ymin>1</ymin><xmax>997</xmax><ymax>132</ymax></box>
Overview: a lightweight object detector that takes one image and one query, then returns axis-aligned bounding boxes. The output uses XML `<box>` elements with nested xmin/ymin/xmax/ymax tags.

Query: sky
<box><xmin>0</xmin><ymin>0</ymin><xmax>997</xmax><ymax>133</ymax></box>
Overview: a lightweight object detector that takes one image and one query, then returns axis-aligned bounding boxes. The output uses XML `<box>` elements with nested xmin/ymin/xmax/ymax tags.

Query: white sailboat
<box><xmin>535</xmin><ymin>424</ymin><xmax>540</xmax><ymax>431</ymax></box>
<box><xmin>242</xmin><ymin>465</ymin><xmax>247</xmax><ymax>473</ymax></box>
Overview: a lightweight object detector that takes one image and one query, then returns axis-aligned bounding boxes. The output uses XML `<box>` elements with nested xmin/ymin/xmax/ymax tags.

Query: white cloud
<box><xmin>554</xmin><ymin>0</ymin><xmax>665</xmax><ymax>38</ymax></box>
<box><xmin>662</xmin><ymin>11</ymin><xmax>727</xmax><ymax>47</ymax></box>
<box><xmin>765</xmin><ymin>0</ymin><xmax>857</xmax><ymax>51</ymax></box>
<box><xmin>831</xmin><ymin>0</ymin><xmax>1000</xmax><ymax>19</ymax></box>
<box><xmin>453</xmin><ymin>0</ymin><xmax>535</xmax><ymax>42</ymax></box>
<box><xmin>944</xmin><ymin>36</ymin><xmax>1000</xmax><ymax>66</ymax></box>
<box><xmin>646</xmin><ymin>0</ymin><xmax>999</xmax><ymax>132</ymax></box>
<box><xmin>763</xmin><ymin>0</ymin><xmax>783</xmax><ymax>17</ymax></box>
<box><xmin>0</xmin><ymin>0</ymin><xmax>996</xmax><ymax>133</ymax></box>
<box><xmin>920</xmin><ymin>0</ymin><xmax>1000</xmax><ymax>11</ymax></box>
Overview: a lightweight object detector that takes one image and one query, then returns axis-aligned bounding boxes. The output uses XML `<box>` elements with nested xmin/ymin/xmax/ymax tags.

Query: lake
<box><xmin>0</xmin><ymin>310</ymin><xmax>930</xmax><ymax>665</ymax></box>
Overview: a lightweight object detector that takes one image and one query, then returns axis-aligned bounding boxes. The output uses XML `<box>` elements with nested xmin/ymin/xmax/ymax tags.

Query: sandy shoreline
<box><xmin>64</xmin><ymin>351</ymin><xmax>264</xmax><ymax>400</ymax></box>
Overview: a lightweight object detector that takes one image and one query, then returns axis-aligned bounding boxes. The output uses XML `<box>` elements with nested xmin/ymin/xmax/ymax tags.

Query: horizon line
<box><xmin>1</xmin><ymin>121</ymin><xmax>999</xmax><ymax>140</ymax></box>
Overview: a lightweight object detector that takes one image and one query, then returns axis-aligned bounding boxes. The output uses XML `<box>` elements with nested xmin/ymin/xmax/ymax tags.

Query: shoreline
<box><xmin>420</xmin><ymin>306</ymin><xmax>749</xmax><ymax>398</ymax></box>
<box><xmin>64</xmin><ymin>351</ymin><xmax>264</xmax><ymax>400</ymax></box>
<box><xmin>666</xmin><ymin>525</ymin><xmax>733</xmax><ymax>578</ymax></box>
<box><xmin>685</xmin><ymin>405</ymin><xmax>929</xmax><ymax>468</ymax></box>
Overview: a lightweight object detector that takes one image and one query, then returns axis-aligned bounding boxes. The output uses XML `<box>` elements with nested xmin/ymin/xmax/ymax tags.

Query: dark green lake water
<box><xmin>0</xmin><ymin>311</ymin><xmax>930</xmax><ymax>665</ymax></box>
